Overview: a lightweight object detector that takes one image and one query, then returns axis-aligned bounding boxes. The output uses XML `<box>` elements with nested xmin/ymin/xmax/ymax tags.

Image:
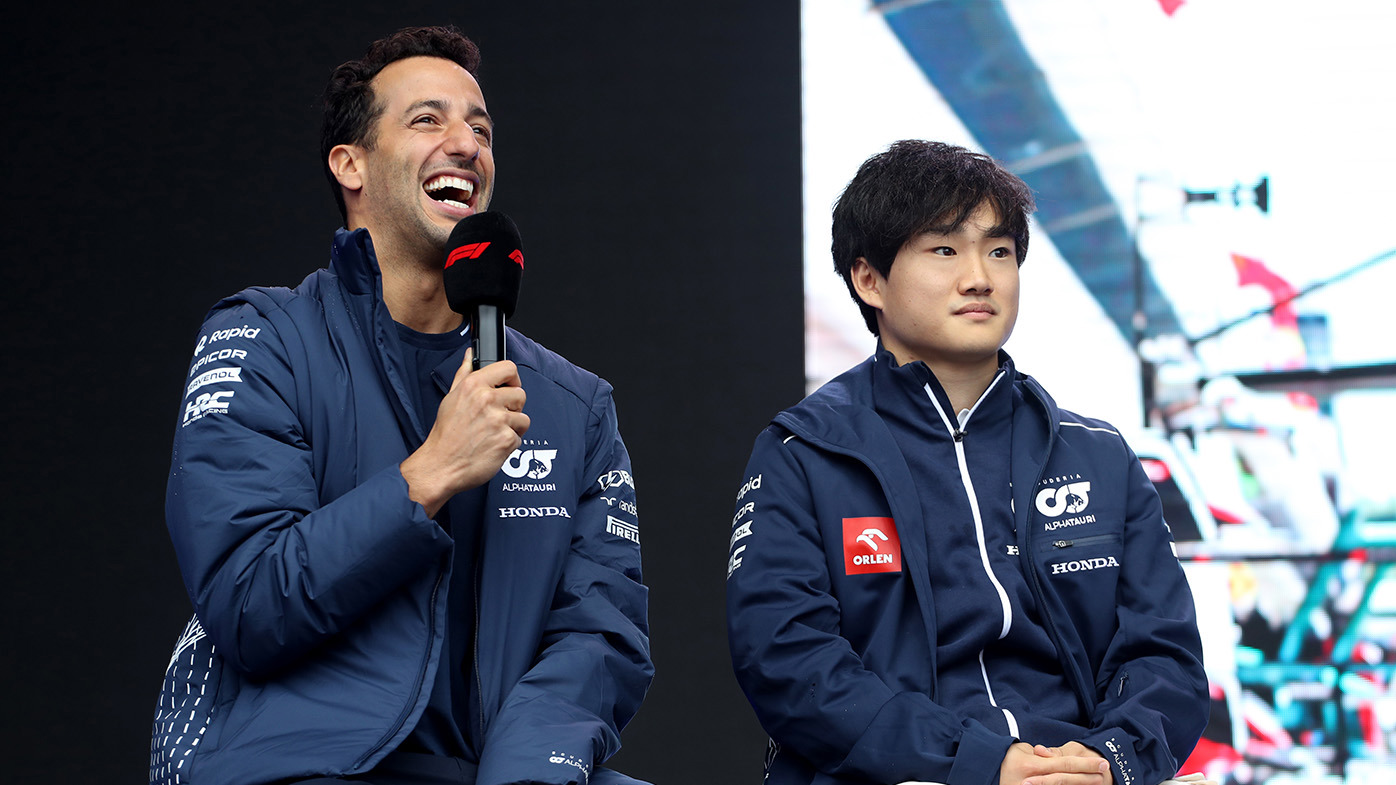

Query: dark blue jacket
<box><xmin>725</xmin><ymin>353</ymin><xmax>1206</xmax><ymax>785</ymax></box>
<box><xmin>150</xmin><ymin>229</ymin><xmax>651</xmax><ymax>785</ymax></box>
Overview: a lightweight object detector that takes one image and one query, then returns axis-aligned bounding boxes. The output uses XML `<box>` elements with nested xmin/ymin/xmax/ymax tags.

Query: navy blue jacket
<box><xmin>725</xmin><ymin>353</ymin><xmax>1206</xmax><ymax>785</ymax></box>
<box><xmin>150</xmin><ymin>229</ymin><xmax>651</xmax><ymax>785</ymax></box>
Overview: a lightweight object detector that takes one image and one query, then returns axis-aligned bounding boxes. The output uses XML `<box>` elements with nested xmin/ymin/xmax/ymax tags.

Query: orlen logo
<box><xmin>1035</xmin><ymin>481</ymin><xmax>1092</xmax><ymax>517</ymax></box>
<box><xmin>508</xmin><ymin>249</ymin><xmax>525</xmax><ymax>268</ymax></box>
<box><xmin>502</xmin><ymin>449</ymin><xmax>558</xmax><ymax>480</ymax></box>
<box><xmin>842</xmin><ymin>517</ymin><xmax>901</xmax><ymax>575</ymax></box>
<box><xmin>444</xmin><ymin>242</ymin><xmax>490</xmax><ymax>268</ymax></box>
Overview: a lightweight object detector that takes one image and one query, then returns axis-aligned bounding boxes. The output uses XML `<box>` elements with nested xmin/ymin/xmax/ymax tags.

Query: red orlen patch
<box><xmin>842</xmin><ymin>517</ymin><xmax>901</xmax><ymax>575</ymax></box>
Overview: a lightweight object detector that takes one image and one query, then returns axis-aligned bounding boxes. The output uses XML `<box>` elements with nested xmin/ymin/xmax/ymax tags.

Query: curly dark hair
<box><xmin>831</xmin><ymin>140</ymin><xmax>1035</xmax><ymax>335</ymax></box>
<box><xmin>320</xmin><ymin>25</ymin><xmax>482</xmax><ymax>223</ymax></box>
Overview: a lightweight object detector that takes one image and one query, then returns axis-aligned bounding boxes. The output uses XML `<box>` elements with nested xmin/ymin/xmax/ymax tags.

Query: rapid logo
<box><xmin>194</xmin><ymin>324</ymin><xmax>261</xmax><ymax>355</ymax></box>
<box><xmin>842</xmin><ymin>517</ymin><xmax>902</xmax><ymax>575</ymax></box>
<box><xmin>735</xmin><ymin>473</ymin><xmax>762</xmax><ymax>502</ymax></box>
<box><xmin>183</xmin><ymin>391</ymin><xmax>235</xmax><ymax>426</ymax></box>
<box><xmin>502</xmin><ymin>447</ymin><xmax>558</xmax><ymax>480</ymax></box>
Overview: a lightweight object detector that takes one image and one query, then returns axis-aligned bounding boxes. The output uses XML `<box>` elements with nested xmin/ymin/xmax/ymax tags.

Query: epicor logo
<box><xmin>842</xmin><ymin>517</ymin><xmax>901</xmax><ymax>575</ymax></box>
<box><xmin>1035</xmin><ymin>481</ymin><xmax>1092</xmax><ymax>517</ymax></box>
<box><xmin>502</xmin><ymin>449</ymin><xmax>558</xmax><ymax>480</ymax></box>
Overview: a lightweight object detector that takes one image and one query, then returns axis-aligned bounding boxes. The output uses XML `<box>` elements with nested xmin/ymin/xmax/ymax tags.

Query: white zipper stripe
<box><xmin>1061</xmin><ymin>421</ymin><xmax>1118</xmax><ymax>436</ymax></box>
<box><xmin>922</xmin><ymin>376</ymin><xmax>1013</xmax><ymax>639</ymax></box>
<box><xmin>976</xmin><ymin>650</ymin><xmax>1019</xmax><ymax>736</ymax></box>
<box><xmin>924</xmin><ymin>373</ymin><xmax>1017</xmax><ymax>729</ymax></box>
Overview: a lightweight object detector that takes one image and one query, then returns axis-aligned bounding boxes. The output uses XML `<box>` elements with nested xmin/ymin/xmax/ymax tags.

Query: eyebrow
<box><xmin>402</xmin><ymin>98</ymin><xmax>494</xmax><ymax>129</ymax></box>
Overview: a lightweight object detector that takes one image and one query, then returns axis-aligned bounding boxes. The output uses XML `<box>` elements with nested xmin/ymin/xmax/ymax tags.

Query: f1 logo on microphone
<box><xmin>445</xmin><ymin>242</ymin><xmax>491</xmax><ymax>268</ymax></box>
<box><xmin>842</xmin><ymin>517</ymin><xmax>901</xmax><ymax>575</ymax></box>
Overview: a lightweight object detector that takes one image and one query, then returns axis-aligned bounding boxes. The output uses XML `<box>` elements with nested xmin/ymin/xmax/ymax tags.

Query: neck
<box><xmin>350</xmin><ymin>219</ymin><xmax>463</xmax><ymax>333</ymax></box>
<box><xmin>928</xmin><ymin>362</ymin><xmax>1001</xmax><ymax>414</ymax></box>
<box><xmin>378</xmin><ymin>254</ymin><xmax>462</xmax><ymax>334</ymax></box>
<box><xmin>883</xmin><ymin>344</ymin><xmax>1001</xmax><ymax>413</ymax></box>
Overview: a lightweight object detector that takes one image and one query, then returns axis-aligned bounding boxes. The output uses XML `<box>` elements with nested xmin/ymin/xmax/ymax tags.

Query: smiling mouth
<box><xmin>424</xmin><ymin>174</ymin><xmax>475</xmax><ymax>210</ymax></box>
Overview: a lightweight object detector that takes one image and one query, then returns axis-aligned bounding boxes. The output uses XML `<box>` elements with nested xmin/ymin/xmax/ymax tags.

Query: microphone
<box><xmin>443</xmin><ymin>212</ymin><xmax>525</xmax><ymax>370</ymax></box>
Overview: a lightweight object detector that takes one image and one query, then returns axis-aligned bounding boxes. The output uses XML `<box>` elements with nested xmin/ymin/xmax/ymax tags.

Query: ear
<box><xmin>328</xmin><ymin>144</ymin><xmax>366</xmax><ymax>193</ymax></box>
<box><xmin>849</xmin><ymin>258</ymin><xmax>886</xmax><ymax>312</ymax></box>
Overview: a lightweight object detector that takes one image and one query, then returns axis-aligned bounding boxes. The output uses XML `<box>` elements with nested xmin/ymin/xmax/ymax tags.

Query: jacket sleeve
<box><xmin>476</xmin><ymin>379</ymin><xmax>652</xmax><ymax>785</ymax></box>
<box><xmin>1076</xmin><ymin>445</ymin><xmax>1209</xmax><ymax>785</ymax></box>
<box><xmin>166</xmin><ymin>299</ymin><xmax>451</xmax><ymax>676</ymax></box>
<box><xmin>726</xmin><ymin>428</ymin><xmax>1013</xmax><ymax>785</ymax></box>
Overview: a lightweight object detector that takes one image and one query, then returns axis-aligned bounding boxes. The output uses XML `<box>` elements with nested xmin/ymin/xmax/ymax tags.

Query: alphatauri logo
<box><xmin>502</xmin><ymin>448</ymin><xmax>558</xmax><ymax>480</ymax></box>
<box><xmin>1035</xmin><ymin>481</ymin><xmax>1092</xmax><ymax>517</ymax></box>
<box><xmin>842</xmin><ymin>517</ymin><xmax>901</xmax><ymax>575</ymax></box>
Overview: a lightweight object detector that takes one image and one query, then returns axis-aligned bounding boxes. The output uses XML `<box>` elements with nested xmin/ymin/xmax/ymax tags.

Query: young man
<box><xmin>149</xmin><ymin>27</ymin><xmax>651</xmax><ymax>785</ymax></box>
<box><xmin>726</xmin><ymin>141</ymin><xmax>1207</xmax><ymax>785</ymax></box>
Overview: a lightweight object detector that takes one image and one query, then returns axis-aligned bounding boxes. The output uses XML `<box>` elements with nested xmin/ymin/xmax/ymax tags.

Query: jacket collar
<box><xmin>329</xmin><ymin>227</ymin><xmax>384</xmax><ymax>298</ymax></box>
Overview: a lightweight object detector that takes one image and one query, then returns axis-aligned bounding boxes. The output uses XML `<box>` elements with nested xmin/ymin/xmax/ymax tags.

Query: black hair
<box><xmin>320</xmin><ymin>25</ymin><xmax>482</xmax><ymax>223</ymax></box>
<box><xmin>831</xmin><ymin>140</ymin><xmax>1035</xmax><ymax>335</ymax></box>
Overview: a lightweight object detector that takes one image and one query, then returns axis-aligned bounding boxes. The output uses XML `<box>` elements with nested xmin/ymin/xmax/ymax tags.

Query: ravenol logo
<box><xmin>502</xmin><ymin>449</ymin><xmax>558</xmax><ymax>480</ymax></box>
<box><xmin>1035</xmin><ymin>481</ymin><xmax>1092</xmax><ymax>517</ymax></box>
<box><xmin>842</xmin><ymin>517</ymin><xmax>901</xmax><ymax>575</ymax></box>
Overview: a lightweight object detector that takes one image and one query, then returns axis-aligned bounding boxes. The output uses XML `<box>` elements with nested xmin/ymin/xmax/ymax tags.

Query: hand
<box><xmin>401</xmin><ymin>349</ymin><xmax>530</xmax><ymax>516</ymax></box>
<box><xmin>1000</xmin><ymin>741</ymin><xmax>1111</xmax><ymax>785</ymax></box>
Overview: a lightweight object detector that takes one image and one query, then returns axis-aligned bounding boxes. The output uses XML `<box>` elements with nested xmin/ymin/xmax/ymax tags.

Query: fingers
<box><xmin>455</xmin><ymin>349</ymin><xmax>523</xmax><ymax>389</ymax></box>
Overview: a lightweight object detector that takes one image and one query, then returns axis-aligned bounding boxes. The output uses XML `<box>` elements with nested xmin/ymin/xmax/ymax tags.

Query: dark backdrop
<box><xmin>2</xmin><ymin>3</ymin><xmax>803</xmax><ymax>783</ymax></box>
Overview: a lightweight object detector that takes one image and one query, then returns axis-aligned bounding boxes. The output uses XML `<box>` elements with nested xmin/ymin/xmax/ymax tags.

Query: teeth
<box><xmin>424</xmin><ymin>175</ymin><xmax>474</xmax><ymax>198</ymax></box>
<box><xmin>438</xmin><ymin>198</ymin><xmax>468</xmax><ymax>209</ymax></box>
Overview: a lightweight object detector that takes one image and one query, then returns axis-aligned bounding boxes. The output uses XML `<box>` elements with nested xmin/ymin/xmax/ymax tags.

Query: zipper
<box><xmin>1019</xmin><ymin>418</ymin><xmax>1097</xmax><ymax>715</ymax></box>
<box><xmin>353</xmin><ymin>566</ymin><xmax>445</xmax><ymax>769</ymax></box>
<box><xmin>474</xmin><ymin>558</ymin><xmax>486</xmax><ymax>744</ymax></box>
<box><xmin>1050</xmin><ymin>534</ymin><xmax>1119</xmax><ymax>549</ymax></box>
<box><xmin>1117</xmin><ymin>671</ymin><xmax>1130</xmax><ymax>697</ymax></box>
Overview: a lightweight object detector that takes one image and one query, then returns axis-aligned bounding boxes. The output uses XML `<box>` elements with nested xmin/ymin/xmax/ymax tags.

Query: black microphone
<box><xmin>443</xmin><ymin>212</ymin><xmax>525</xmax><ymax>370</ymax></box>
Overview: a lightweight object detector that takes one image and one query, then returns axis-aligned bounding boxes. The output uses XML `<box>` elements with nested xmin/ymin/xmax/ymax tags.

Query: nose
<box><xmin>443</xmin><ymin>120</ymin><xmax>481</xmax><ymax>161</ymax></box>
<box><xmin>959</xmin><ymin>254</ymin><xmax>993</xmax><ymax>294</ymax></box>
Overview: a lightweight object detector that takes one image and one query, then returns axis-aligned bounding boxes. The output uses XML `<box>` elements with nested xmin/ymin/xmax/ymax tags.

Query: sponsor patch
<box><xmin>606</xmin><ymin>515</ymin><xmax>640</xmax><ymax>543</ymax></box>
<box><xmin>502</xmin><ymin>446</ymin><xmax>558</xmax><ymax>480</ymax></box>
<box><xmin>842</xmin><ymin>517</ymin><xmax>901</xmax><ymax>575</ymax></box>
<box><xmin>498</xmin><ymin>506</ymin><xmax>571</xmax><ymax>519</ymax></box>
<box><xmin>597</xmin><ymin>469</ymin><xmax>635</xmax><ymax>492</ymax></box>
<box><xmin>736</xmin><ymin>473</ymin><xmax>762</xmax><ymax>501</ymax></box>
<box><xmin>182</xmin><ymin>390</ymin><xmax>235</xmax><ymax>426</ymax></box>
<box><xmin>186</xmin><ymin>366</ymin><xmax>243</xmax><ymax>397</ymax></box>
<box><xmin>547</xmin><ymin>751</ymin><xmax>589</xmax><ymax>780</ymax></box>
<box><xmin>601</xmin><ymin>496</ymin><xmax>637</xmax><ymax>516</ymax></box>
<box><xmin>727</xmin><ymin>545</ymin><xmax>746</xmax><ymax>578</ymax></box>
<box><xmin>1050</xmin><ymin>556</ymin><xmax>1120</xmax><ymax>575</ymax></box>
<box><xmin>194</xmin><ymin>324</ymin><xmax>261</xmax><ymax>355</ymax></box>
<box><xmin>1035</xmin><ymin>480</ymin><xmax>1092</xmax><ymax>517</ymax></box>
<box><xmin>189</xmin><ymin>348</ymin><xmax>248</xmax><ymax>377</ymax></box>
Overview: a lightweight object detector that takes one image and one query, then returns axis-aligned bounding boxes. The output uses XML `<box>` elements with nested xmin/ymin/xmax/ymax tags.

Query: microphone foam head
<box><xmin>443</xmin><ymin>211</ymin><xmax>525</xmax><ymax>318</ymax></box>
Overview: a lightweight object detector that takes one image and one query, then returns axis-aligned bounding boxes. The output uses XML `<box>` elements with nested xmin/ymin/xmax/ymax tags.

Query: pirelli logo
<box><xmin>606</xmin><ymin>516</ymin><xmax>639</xmax><ymax>544</ymax></box>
